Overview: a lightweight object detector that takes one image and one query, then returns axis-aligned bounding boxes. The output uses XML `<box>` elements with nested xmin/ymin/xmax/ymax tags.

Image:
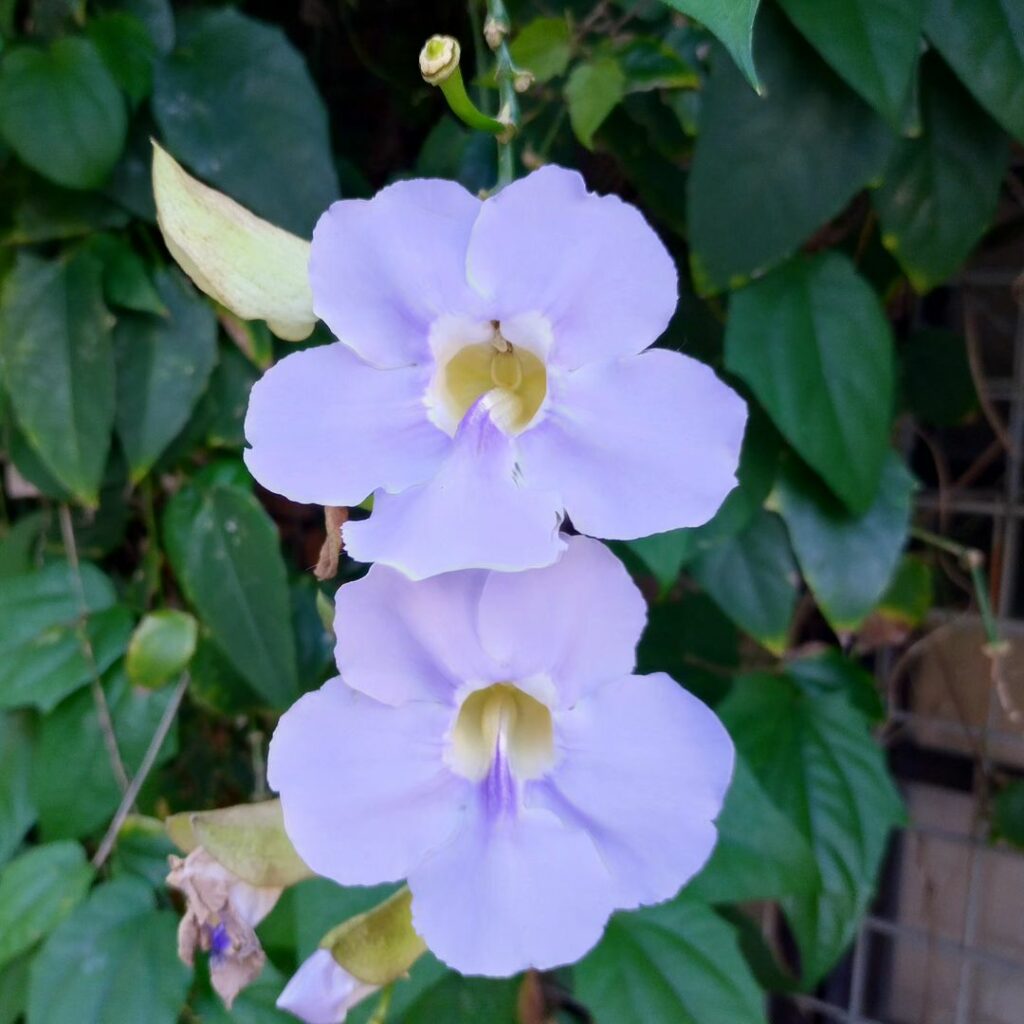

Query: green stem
<box><xmin>488</xmin><ymin>0</ymin><xmax>520</xmax><ymax>188</ymax></box>
<box><xmin>910</xmin><ymin>525</ymin><xmax>1000</xmax><ymax>645</ymax></box>
<box><xmin>367</xmin><ymin>985</ymin><xmax>394</xmax><ymax>1024</ymax></box>
<box><xmin>439</xmin><ymin>66</ymin><xmax>506</xmax><ymax>135</ymax></box>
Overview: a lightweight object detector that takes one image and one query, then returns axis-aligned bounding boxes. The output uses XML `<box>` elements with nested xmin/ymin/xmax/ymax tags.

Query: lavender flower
<box><xmin>244</xmin><ymin>167</ymin><xmax>747</xmax><ymax>579</ymax></box>
<box><xmin>277</xmin><ymin>950</ymin><xmax>378</xmax><ymax>1024</ymax></box>
<box><xmin>268</xmin><ymin>537</ymin><xmax>734</xmax><ymax>976</ymax></box>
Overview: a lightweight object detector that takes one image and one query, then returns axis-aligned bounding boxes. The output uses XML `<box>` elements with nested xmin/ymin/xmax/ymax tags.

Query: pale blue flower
<box><xmin>268</xmin><ymin>537</ymin><xmax>734</xmax><ymax>976</ymax></box>
<box><xmin>244</xmin><ymin>167</ymin><xmax>747</xmax><ymax>579</ymax></box>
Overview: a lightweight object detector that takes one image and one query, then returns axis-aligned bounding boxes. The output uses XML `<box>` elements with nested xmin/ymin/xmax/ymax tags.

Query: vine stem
<box><xmin>486</xmin><ymin>0</ymin><xmax>520</xmax><ymax>189</ymax></box>
<box><xmin>92</xmin><ymin>673</ymin><xmax>189</xmax><ymax>868</ymax></box>
<box><xmin>58</xmin><ymin>504</ymin><xmax>131</xmax><ymax>795</ymax></box>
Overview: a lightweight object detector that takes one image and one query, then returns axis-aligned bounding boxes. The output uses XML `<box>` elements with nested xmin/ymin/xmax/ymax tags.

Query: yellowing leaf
<box><xmin>151</xmin><ymin>141</ymin><xmax>316</xmax><ymax>341</ymax></box>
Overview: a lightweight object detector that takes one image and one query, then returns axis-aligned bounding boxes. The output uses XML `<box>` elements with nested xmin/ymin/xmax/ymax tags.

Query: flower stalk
<box><xmin>486</xmin><ymin>0</ymin><xmax>521</xmax><ymax>188</ymax></box>
<box><xmin>419</xmin><ymin>35</ymin><xmax>506</xmax><ymax>137</ymax></box>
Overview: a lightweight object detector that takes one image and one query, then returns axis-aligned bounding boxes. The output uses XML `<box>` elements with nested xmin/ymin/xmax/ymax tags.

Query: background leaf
<box><xmin>776</xmin><ymin>453</ymin><xmax>914</xmax><ymax>633</ymax></box>
<box><xmin>777</xmin><ymin>0</ymin><xmax>925</xmax><ymax>127</ymax></box>
<box><xmin>0</xmin><ymin>842</ymin><xmax>93</xmax><ymax>969</ymax></box>
<box><xmin>725</xmin><ymin>252</ymin><xmax>895</xmax><ymax>513</ymax></box>
<box><xmin>687</xmin><ymin>9</ymin><xmax>893</xmax><ymax>294</ymax></box>
<box><xmin>163</xmin><ymin>480</ymin><xmax>299</xmax><ymax>707</ymax></box>
<box><xmin>27</xmin><ymin>877</ymin><xmax>190</xmax><ymax>1024</ymax></box>
<box><xmin>719</xmin><ymin>673</ymin><xmax>904</xmax><ymax>986</ymax></box>
<box><xmin>873</xmin><ymin>56</ymin><xmax>1008</xmax><ymax>292</ymax></box>
<box><xmin>113</xmin><ymin>267</ymin><xmax>218</xmax><ymax>481</ymax></box>
<box><xmin>152</xmin><ymin>7</ymin><xmax>339</xmax><ymax>235</ymax></box>
<box><xmin>575</xmin><ymin>891</ymin><xmax>767</xmax><ymax>1023</ymax></box>
<box><xmin>0</xmin><ymin>38</ymin><xmax>127</xmax><ymax>190</ymax></box>
<box><xmin>566</xmin><ymin>58</ymin><xmax>626</xmax><ymax>149</ymax></box>
<box><xmin>925</xmin><ymin>0</ymin><xmax>1024</xmax><ymax>142</ymax></box>
<box><xmin>658</xmin><ymin>0</ymin><xmax>761</xmax><ymax>89</ymax></box>
<box><xmin>0</xmin><ymin>251</ymin><xmax>115</xmax><ymax>504</ymax></box>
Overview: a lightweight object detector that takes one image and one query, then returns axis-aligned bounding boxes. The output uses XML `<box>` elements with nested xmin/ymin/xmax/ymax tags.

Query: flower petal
<box><xmin>476</xmin><ymin>536</ymin><xmax>645</xmax><ymax>707</ymax></box>
<box><xmin>466</xmin><ymin>166</ymin><xmax>677</xmax><ymax>369</ymax></box>
<box><xmin>343</xmin><ymin>402</ymin><xmax>566</xmax><ymax>579</ymax></box>
<box><xmin>268</xmin><ymin>678</ymin><xmax>469</xmax><ymax>886</ymax></box>
<box><xmin>334</xmin><ymin>563</ymin><xmax>497</xmax><ymax>706</ymax></box>
<box><xmin>244</xmin><ymin>342</ymin><xmax>449</xmax><ymax>507</ymax></box>
<box><xmin>277</xmin><ymin>950</ymin><xmax>378</xmax><ymax>1024</ymax></box>
<box><xmin>518</xmin><ymin>349</ymin><xmax>747</xmax><ymax>539</ymax></box>
<box><xmin>409</xmin><ymin>797</ymin><xmax>614</xmax><ymax>976</ymax></box>
<box><xmin>540</xmin><ymin>672</ymin><xmax>734</xmax><ymax>909</ymax></box>
<box><xmin>309</xmin><ymin>179</ymin><xmax>482</xmax><ymax>368</ymax></box>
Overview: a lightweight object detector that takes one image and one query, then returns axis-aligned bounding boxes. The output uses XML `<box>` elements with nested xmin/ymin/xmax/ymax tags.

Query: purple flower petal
<box><xmin>476</xmin><ymin>536</ymin><xmax>646</xmax><ymax>707</ymax></box>
<box><xmin>244</xmin><ymin>342</ymin><xmax>450</xmax><ymax>507</ymax></box>
<box><xmin>519</xmin><ymin>349</ymin><xmax>748</xmax><ymax>539</ymax></box>
<box><xmin>343</xmin><ymin>402</ymin><xmax>566</xmax><ymax>579</ymax></box>
<box><xmin>267</xmin><ymin>678</ymin><xmax>469</xmax><ymax>886</ymax></box>
<box><xmin>334</xmin><ymin>563</ymin><xmax>496</xmax><ymax>707</ymax></box>
<box><xmin>309</xmin><ymin>180</ymin><xmax>482</xmax><ymax>368</ymax></box>
<box><xmin>539</xmin><ymin>671</ymin><xmax>734</xmax><ymax>909</ymax></box>
<box><xmin>408</xmin><ymin>795</ymin><xmax>615</xmax><ymax>976</ymax></box>
<box><xmin>466</xmin><ymin>166</ymin><xmax>677</xmax><ymax>369</ymax></box>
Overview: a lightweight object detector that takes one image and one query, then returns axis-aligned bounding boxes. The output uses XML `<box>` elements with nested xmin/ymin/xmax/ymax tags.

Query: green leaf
<box><xmin>993</xmin><ymin>780</ymin><xmax>1024</xmax><ymax>848</ymax></box>
<box><xmin>0</xmin><ymin>713</ymin><xmax>35</xmax><ymax>865</ymax></box>
<box><xmin>0</xmin><ymin>561</ymin><xmax>132</xmax><ymax>712</ymax></box>
<box><xmin>617</xmin><ymin>38</ymin><xmax>699</xmax><ymax>92</ymax></box>
<box><xmin>688</xmin><ymin>757</ymin><xmax>819</xmax><ymax>904</ymax></box>
<box><xmin>0</xmin><ymin>513</ymin><xmax>46</xmax><ymax>580</ymax></box>
<box><xmin>0</xmin><ymin>251</ymin><xmax>115</xmax><ymax>505</ymax></box>
<box><xmin>778</xmin><ymin>0</ymin><xmax>926</xmax><ymax>127</ymax></box>
<box><xmin>32</xmin><ymin>666</ymin><xmax>178</xmax><ymax>840</ymax></box>
<box><xmin>126</xmin><ymin>609</ymin><xmax>197</xmax><ymax>689</ymax></box>
<box><xmin>688</xmin><ymin>9</ymin><xmax>893</xmax><ymax>294</ymax></box>
<box><xmin>566</xmin><ymin>58</ymin><xmax>626</xmax><ymax>149</ymax></box>
<box><xmin>576</xmin><ymin>892</ymin><xmax>767</xmax><ymax>1024</ymax></box>
<box><xmin>87</xmin><ymin>234</ymin><xmax>168</xmax><ymax>315</ymax></box>
<box><xmin>873</xmin><ymin>56</ymin><xmax>1008</xmax><ymax>292</ymax></box>
<box><xmin>109</xmin><ymin>815</ymin><xmax>178</xmax><ymax>889</ymax></box>
<box><xmin>0</xmin><ymin>38</ymin><xmax>127</xmax><ymax>190</ymax></box>
<box><xmin>381</xmin><ymin>959</ymin><xmax>518</xmax><ymax>1024</ymax></box>
<box><xmin>901</xmin><ymin>328</ymin><xmax>979</xmax><ymax>426</ymax></box>
<box><xmin>875</xmin><ymin>555</ymin><xmax>933</xmax><ymax>630</ymax></box>
<box><xmin>658</xmin><ymin>0</ymin><xmax>762</xmax><ymax>90</ymax></box>
<box><xmin>1</xmin><ymin>177</ymin><xmax>130</xmax><ymax>246</ymax></box>
<box><xmin>152</xmin><ymin>7</ymin><xmax>340</xmax><ymax>236</ymax></box>
<box><xmin>725</xmin><ymin>252</ymin><xmax>895</xmax><ymax>513</ymax></box>
<box><xmin>925</xmin><ymin>0</ymin><xmax>1024</xmax><ymax>142</ymax></box>
<box><xmin>637</xmin><ymin>594</ymin><xmax>738</xmax><ymax>708</ymax></box>
<box><xmin>87</xmin><ymin>11</ymin><xmax>157</xmax><ymax>104</ymax></box>
<box><xmin>0</xmin><ymin>842</ymin><xmax>93</xmax><ymax>969</ymax></box>
<box><xmin>786</xmin><ymin>648</ymin><xmax>886</xmax><ymax>723</ymax></box>
<box><xmin>719</xmin><ymin>672</ymin><xmax>903</xmax><ymax>986</ymax></box>
<box><xmin>27</xmin><ymin>877</ymin><xmax>190</xmax><ymax>1024</ymax></box>
<box><xmin>163</xmin><ymin>482</ymin><xmax>299</xmax><ymax>707</ymax></box>
<box><xmin>290</xmin><ymin>877</ymin><xmax>400</xmax><ymax>960</ymax></box>
<box><xmin>776</xmin><ymin>452</ymin><xmax>914</xmax><ymax>634</ymax></box>
<box><xmin>509</xmin><ymin>16</ymin><xmax>571</xmax><ymax>83</ymax></box>
<box><xmin>690</xmin><ymin>510</ymin><xmax>799</xmax><ymax>655</ymax></box>
<box><xmin>0</xmin><ymin>954</ymin><xmax>30</xmax><ymax>1024</ymax></box>
<box><xmin>97</xmin><ymin>0</ymin><xmax>174</xmax><ymax>55</ymax></box>
<box><xmin>114</xmin><ymin>268</ymin><xmax>218</xmax><ymax>480</ymax></box>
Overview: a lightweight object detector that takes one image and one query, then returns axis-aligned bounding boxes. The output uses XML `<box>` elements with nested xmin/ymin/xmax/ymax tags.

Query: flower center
<box><xmin>449</xmin><ymin>683</ymin><xmax>555</xmax><ymax>782</ymax></box>
<box><xmin>435</xmin><ymin>322</ymin><xmax>547</xmax><ymax>435</ymax></box>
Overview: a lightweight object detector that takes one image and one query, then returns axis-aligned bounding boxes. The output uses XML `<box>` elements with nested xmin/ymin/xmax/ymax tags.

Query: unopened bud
<box><xmin>484</xmin><ymin>14</ymin><xmax>508</xmax><ymax>49</ymax></box>
<box><xmin>419</xmin><ymin>35</ymin><xmax>460</xmax><ymax>85</ymax></box>
<box><xmin>513</xmin><ymin>70</ymin><xmax>534</xmax><ymax>93</ymax></box>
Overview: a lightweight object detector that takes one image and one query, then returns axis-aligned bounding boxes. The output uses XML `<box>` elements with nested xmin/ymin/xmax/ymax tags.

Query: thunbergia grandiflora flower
<box><xmin>268</xmin><ymin>536</ymin><xmax>733</xmax><ymax>975</ymax></box>
<box><xmin>167</xmin><ymin>847</ymin><xmax>282</xmax><ymax>1007</ymax></box>
<box><xmin>277</xmin><ymin>950</ymin><xmax>378</xmax><ymax>1024</ymax></box>
<box><xmin>244</xmin><ymin>167</ymin><xmax>747</xmax><ymax>579</ymax></box>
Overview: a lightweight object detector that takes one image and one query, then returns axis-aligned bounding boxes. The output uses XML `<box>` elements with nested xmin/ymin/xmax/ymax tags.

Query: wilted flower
<box><xmin>277</xmin><ymin>950</ymin><xmax>378</xmax><ymax>1024</ymax></box>
<box><xmin>268</xmin><ymin>536</ymin><xmax>734</xmax><ymax>975</ymax></box>
<box><xmin>244</xmin><ymin>167</ymin><xmax>747</xmax><ymax>579</ymax></box>
<box><xmin>167</xmin><ymin>847</ymin><xmax>282</xmax><ymax>1007</ymax></box>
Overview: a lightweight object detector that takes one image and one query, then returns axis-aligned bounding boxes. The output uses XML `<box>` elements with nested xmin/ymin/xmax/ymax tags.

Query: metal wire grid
<box><xmin>777</xmin><ymin>261</ymin><xmax>1024</xmax><ymax>1024</ymax></box>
